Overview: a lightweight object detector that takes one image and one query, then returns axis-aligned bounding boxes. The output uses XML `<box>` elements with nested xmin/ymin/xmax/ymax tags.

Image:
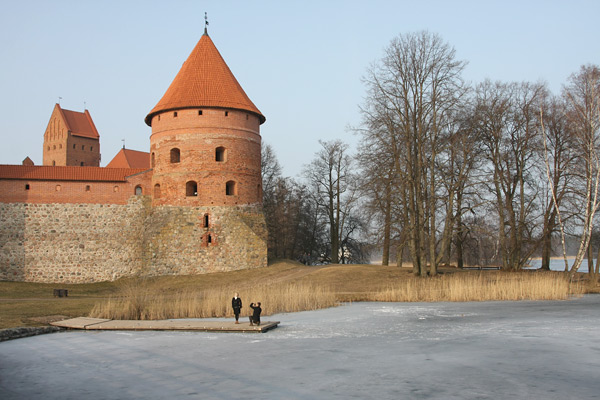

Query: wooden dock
<box><xmin>51</xmin><ymin>317</ymin><xmax>279</xmax><ymax>333</ymax></box>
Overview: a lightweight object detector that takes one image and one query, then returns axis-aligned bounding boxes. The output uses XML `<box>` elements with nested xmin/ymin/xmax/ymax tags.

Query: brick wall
<box><xmin>0</xmin><ymin>171</ymin><xmax>152</xmax><ymax>204</ymax></box>
<box><xmin>150</xmin><ymin>108</ymin><xmax>262</xmax><ymax>206</ymax></box>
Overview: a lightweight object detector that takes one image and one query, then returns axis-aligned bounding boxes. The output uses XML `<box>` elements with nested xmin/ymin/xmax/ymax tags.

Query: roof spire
<box><xmin>204</xmin><ymin>12</ymin><xmax>209</xmax><ymax>35</ymax></box>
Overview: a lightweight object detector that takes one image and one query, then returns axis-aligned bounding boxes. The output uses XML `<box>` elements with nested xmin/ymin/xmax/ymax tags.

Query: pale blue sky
<box><xmin>1</xmin><ymin>0</ymin><xmax>599</xmax><ymax>176</ymax></box>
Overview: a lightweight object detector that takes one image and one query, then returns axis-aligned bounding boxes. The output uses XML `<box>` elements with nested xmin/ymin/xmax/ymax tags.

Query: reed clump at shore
<box><xmin>89</xmin><ymin>267</ymin><xmax>586</xmax><ymax>321</ymax></box>
<box><xmin>89</xmin><ymin>282</ymin><xmax>337</xmax><ymax>320</ymax></box>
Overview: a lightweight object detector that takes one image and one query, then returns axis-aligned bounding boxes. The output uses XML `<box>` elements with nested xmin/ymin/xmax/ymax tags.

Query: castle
<box><xmin>0</xmin><ymin>28</ymin><xmax>268</xmax><ymax>283</ymax></box>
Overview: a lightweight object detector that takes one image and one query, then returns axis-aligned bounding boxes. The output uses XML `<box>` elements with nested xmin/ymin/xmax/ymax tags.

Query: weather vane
<box><xmin>204</xmin><ymin>12</ymin><xmax>209</xmax><ymax>34</ymax></box>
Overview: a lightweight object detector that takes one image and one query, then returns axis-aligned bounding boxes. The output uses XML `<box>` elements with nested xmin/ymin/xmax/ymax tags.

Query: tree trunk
<box><xmin>381</xmin><ymin>185</ymin><xmax>392</xmax><ymax>266</ymax></box>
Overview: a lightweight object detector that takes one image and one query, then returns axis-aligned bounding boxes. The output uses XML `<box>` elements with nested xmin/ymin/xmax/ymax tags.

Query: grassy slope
<box><xmin>0</xmin><ymin>260</ymin><xmax>596</xmax><ymax>329</ymax></box>
<box><xmin>0</xmin><ymin>261</ymin><xmax>411</xmax><ymax>329</ymax></box>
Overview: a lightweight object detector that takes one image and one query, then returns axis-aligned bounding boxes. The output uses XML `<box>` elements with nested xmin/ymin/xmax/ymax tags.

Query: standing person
<box><xmin>232</xmin><ymin>293</ymin><xmax>242</xmax><ymax>324</ymax></box>
<box><xmin>249</xmin><ymin>302</ymin><xmax>262</xmax><ymax>326</ymax></box>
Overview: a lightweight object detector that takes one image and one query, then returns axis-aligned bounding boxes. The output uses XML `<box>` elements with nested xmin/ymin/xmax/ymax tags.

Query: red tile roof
<box><xmin>106</xmin><ymin>148</ymin><xmax>151</xmax><ymax>169</ymax></box>
<box><xmin>57</xmin><ymin>106</ymin><xmax>99</xmax><ymax>139</ymax></box>
<box><xmin>145</xmin><ymin>33</ymin><xmax>265</xmax><ymax>126</ymax></box>
<box><xmin>0</xmin><ymin>165</ymin><xmax>147</xmax><ymax>182</ymax></box>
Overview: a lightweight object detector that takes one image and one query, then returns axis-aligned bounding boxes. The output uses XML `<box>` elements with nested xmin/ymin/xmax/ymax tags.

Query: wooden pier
<box><xmin>51</xmin><ymin>317</ymin><xmax>279</xmax><ymax>333</ymax></box>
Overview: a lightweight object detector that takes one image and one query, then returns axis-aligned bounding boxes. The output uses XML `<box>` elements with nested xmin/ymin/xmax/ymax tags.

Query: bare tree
<box><xmin>359</xmin><ymin>31</ymin><xmax>467</xmax><ymax>276</ymax></box>
<box><xmin>473</xmin><ymin>80</ymin><xmax>546</xmax><ymax>270</ymax></box>
<box><xmin>303</xmin><ymin>140</ymin><xmax>359</xmax><ymax>264</ymax></box>
<box><xmin>562</xmin><ymin>65</ymin><xmax>600</xmax><ymax>276</ymax></box>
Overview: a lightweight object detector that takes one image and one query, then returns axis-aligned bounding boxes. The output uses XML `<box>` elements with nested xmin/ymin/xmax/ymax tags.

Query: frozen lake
<box><xmin>1</xmin><ymin>297</ymin><xmax>599</xmax><ymax>399</ymax></box>
<box><xmin>528</xmin><ymin>258</ymin><xmax>590</xmax><ymax>273</ymax></box>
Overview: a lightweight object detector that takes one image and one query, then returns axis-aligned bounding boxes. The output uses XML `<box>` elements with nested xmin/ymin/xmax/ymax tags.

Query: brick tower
<box><xmin>145</xmin><ymin>30</ymin><xmax>265</xmax><ymax>207</ymax></box>
<box><xmin>43</xmin><ymin>104</ymin><xmax>101</xmax><ymax>167</ymax></box>
<box><xmin>143</xmin><ymin>27</ymin><xmax>267</xmax><ymax>274</ymax></box>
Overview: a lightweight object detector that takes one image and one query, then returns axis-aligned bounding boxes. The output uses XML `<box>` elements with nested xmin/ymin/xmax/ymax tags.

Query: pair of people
<box><xmin>231</xmin><ymin>293</ymin><xmax>261</xmax><ymax>326</ymax></box>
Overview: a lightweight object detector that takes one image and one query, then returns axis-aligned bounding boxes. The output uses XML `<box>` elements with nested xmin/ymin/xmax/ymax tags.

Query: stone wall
<box><xmin>141</xmin><ymin>204</ymin><xmax>267</xmax><ymax>276</ymax></box>
<box><xmin>0</xmin><ymin>198</ymin><xmax>267</xmax><ymax>283</ymax></box>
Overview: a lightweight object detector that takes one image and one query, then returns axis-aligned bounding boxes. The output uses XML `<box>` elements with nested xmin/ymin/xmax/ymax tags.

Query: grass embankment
<box><xmin>0</xmin><ymin>261</ymin><xmax>592</xmax><ymax>329</ymax></box>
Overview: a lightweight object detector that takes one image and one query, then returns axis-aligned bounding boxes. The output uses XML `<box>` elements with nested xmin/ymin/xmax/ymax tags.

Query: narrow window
<box><xmin>198</xmin><ymin>110</ymin><xmax>203</xmax><ymax>116</ymax></box>
<box><xmin>80</xmin><ymin>162</ymin><xmax>84</xmax><ymax>166</ymax></box>
<box><xmin>174</xmin><ymin>111</ymin><xmax>178</xmax><ymax>117</ymax></box>
<box><xmin>52</xmin><ymin>161</ymin><xmax>56</xmax><ymax>166</ymax></box>
<box><xmin>90</xmin><ymin>146</ymin><xmax>93</xmax><ymax>151</ymax></box>
<box><xmin>170</xmin><ymin>148</ymin><xmax>180</xmax><ymax>163</ymax></box>
<box><xmin>226</xmin><ymin>181</ymin><xmax>237</xmax><ymax>196</ymax></box>
<box><xmin>25</xmin><ymin>184</ymin><xmax>30</xmax><ymax>190</ymax></box>
<box><xmin>135</xmin><ymin>185</ymin><xmax>143</xmax><ymax>195</ymax></box>
<box><xmin>82</xmin><ymin>145</ymin><xmax>85</xmax><ymax>150</ymax></box>
<box><xmin>203</xmin><ymin>213</ymin><xmax>209</xmax><ymax>228</ymax></box>
<box><xmin>154</xmin><ymin>184</ymin><xmax>161</xmax><ymax>198</ymax></box>
<box><xmin>47</xmin><ymin>146</ymin><xmax>50</xmax><ymax>151</ymax></box>
<box><xmin>59</xmin><ymin>144</ymin><xmax>62</xmax><ymax>149</ymax></box>
<box><xmin>216</xmin><ymin>147</ymin><xmax>226</xmax><ymax>162</ymax></box>
<box><xmin>207</xmin><ymin>234</ymin><xmax>212</xmax><ymax>244</ymax></box>
<box><xmin>158</xmin><ymin>115</ymin><xmax>161</xmax><ymax>121</ymax></box>
<box><xmin>151</xmin><ymin>152</ymin><xmax>155</xmax><ymax>168</ymax></box>
<box><xmin>56</xmin><ymin>185</ymin><xmax>61</xmax><ymax>192</ymax></box>
<box><xmin>113</xmin><ymin>186</ymin><xmax>120</xmax><ymax>192</ymax></box>
<box><xmin>85</xmin><ymin>185</ymin><xmax>91</xmax><ymax>192</ymax></box>
<box><xmin>225</xmin><ymin>111</ymin><xmax>229</xmax><ymax>117</ymax></box>
<box><xmin>186</xmin><ymin>181</ymin><xmax>198</xmax><ymax>197</ymax></box>
<box><xmin>53</xmin><ymin>145</ymin><xmax>56</xmax><ymax>150</ymax></box>
<box><xmin>73</xmin><ymin>144</ymin><xmax>76</xmax><ymax>149</ymax></box>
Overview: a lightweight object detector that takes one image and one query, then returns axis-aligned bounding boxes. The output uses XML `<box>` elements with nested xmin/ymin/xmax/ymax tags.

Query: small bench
<box><xmin>53</xmin><ymin>289</ymin><xmax>69</xmax><ymax>297</ymax></box>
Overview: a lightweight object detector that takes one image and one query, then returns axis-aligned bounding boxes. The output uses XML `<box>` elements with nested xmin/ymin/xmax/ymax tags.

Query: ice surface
<box><xmin>1</xmin><ymin>296</ymin><xmax>599</xmax><ymax>399</ymax></box>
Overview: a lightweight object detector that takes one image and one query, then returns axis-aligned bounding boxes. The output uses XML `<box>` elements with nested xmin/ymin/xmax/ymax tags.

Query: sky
<box><xmin>1</xmin><ymin>0</ymin><xmax>599</xmax><ymax>177</ymax></box>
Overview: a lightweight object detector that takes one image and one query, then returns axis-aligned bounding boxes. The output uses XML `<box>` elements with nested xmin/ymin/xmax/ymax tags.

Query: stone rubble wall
<box><xmin>0</xmin><ymin>197</ymin><xmax>267</xmax><ymax>283</ymax></box>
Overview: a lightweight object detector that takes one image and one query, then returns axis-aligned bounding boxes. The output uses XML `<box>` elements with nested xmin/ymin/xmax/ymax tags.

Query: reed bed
<box><xmin>89</xmin><ymin>280</ymin><xmax>338</xmax><ymax>320</ymax></box>
<box><xmin>89</xmin><ymin>270</ymin><xmax>585</xmax><ymax>320</ymax></box>
<box><xmin>374</xmin><ymin>271</ymin><xmax>585</xmax><ymax>302</ymax></box>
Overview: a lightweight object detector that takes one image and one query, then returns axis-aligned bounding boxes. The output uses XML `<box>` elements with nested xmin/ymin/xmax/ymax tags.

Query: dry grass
<box><xmin>374</xmin><ymin>271</ymin><xmax>585</xmax><ymax>302</ymax></box>
<box><xmin>89</xmin><ymin>280</ymin><xmax>337</xmax><ymax>320</ymax></box>
<box><xmin>1</xmin><ymin>260</ymin><xmax>594</xmax><ymax>328</ymax></box>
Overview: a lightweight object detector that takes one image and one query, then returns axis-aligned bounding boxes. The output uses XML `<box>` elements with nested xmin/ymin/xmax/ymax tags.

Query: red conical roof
<box><xmin>145</xmin><ymin>32</ymin><xmax>265</xmax><ymax>126</ymax></box>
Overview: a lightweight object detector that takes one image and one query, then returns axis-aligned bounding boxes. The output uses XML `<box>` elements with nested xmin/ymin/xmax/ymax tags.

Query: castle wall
<box><xmin>0</xmin><ymin>197</ymin><xmax>150</xmax><ymax>282</ymax></box>
<box><xmin>0</xmin><ymin>171</ymin><xmax>151</xmax><ymax>204</ymax></box>
<box><xmin>0</xmin><ymin>198</ymin><xmax>267</xmax><ymax>283</ymax></box>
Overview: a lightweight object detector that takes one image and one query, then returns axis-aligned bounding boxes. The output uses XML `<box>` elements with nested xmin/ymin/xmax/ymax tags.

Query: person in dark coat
<box><xmin>232</xmin><ymin>293</ymin><xmax>242</xmax><ymax>324</ymax></box>
<box><xmin>249</xmin><ymin>302</ymin><xmax>262</xmax><ymax>326</ymax></box>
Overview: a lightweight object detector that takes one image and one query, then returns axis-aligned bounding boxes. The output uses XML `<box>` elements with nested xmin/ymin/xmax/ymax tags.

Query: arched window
<box><xmin>135</xmin><ymin>185</ymin><xmax>143</xmax><ymax>195</ymax></box>
<box><xmin>226</xmin><ymin>181</ymin><xmax>237</xmax><ymax>196</ymax></box>
<box><xmin>203</xmin><ymin>213</ymin><xmax>210</xmax><ymax>228</ymax></box>
<box><xmin>171</xmin><ymin>148</ymin><xmax>181</xmax><ymax>164</ymax></box>
<box><xmin>216</xmin><ymin>147</ymin><xmax>226</xmax><ymax>162</ymax></box>
<box><xmin>202</xmin><ymin>232</ymin><xmax>215</xmax><ymax>247</ymax></box>
<box><xmin>186</xmin><ymin>181</ymin><xmax>198</xmax><ymax>197</ymax></box>
<box><xmin>151</xmin><ymin>152</ymin><xmax>155</xmax><ymax>168</ymax></box>
<box><xmin>170</xmin><ymin>148</ymin><xmax>180</xmax><ymax>163</ymax></box>
<box><xmin>85</xmin><ymin>185</ymin><xmax>91</xmax><ymax>192</ymax></box>
<box><xmin>154</xmin><ymin>184</ymin><xmax>161</xmax><ymax>198</ymax></box>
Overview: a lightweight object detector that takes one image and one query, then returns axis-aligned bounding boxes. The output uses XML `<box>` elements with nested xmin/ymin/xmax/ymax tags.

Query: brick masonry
<box><xmin>0</xmin><ymin>196</ymin><xmax>267</xmax><ymax>283</ymax></box>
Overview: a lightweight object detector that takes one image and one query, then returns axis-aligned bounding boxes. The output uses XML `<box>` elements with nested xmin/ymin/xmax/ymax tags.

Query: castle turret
<box><xmin>142</xmin><ymin>28</ymin><xmax>267</xmax><ymax>274</ymax></box>
<box><xmin>145</xmin><ymin>30</ymin><xmax>265</xmax><ymax>207</ymax></box>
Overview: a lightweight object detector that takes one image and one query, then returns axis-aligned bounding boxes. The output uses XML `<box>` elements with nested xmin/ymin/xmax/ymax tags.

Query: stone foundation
<box><xmin>0</xmin><ymin>197</ymin><xmax>267</xmax><ymax>283</ymax></box>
